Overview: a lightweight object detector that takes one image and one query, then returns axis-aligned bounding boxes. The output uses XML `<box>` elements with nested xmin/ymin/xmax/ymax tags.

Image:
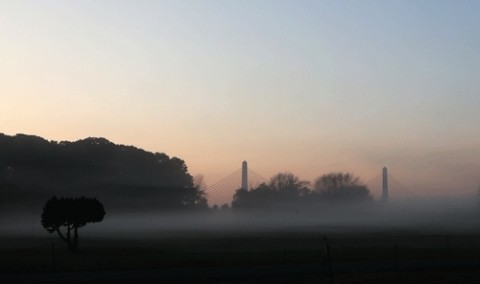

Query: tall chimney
<box><xmin>242</xmin><ymin>161</ymin><xmax>248</xmax><ymax>191</ymax></box>
<box><xmin>382</xmin><ymin>167</ymin><xmax>388</xmax><ymax>202</ymax></box>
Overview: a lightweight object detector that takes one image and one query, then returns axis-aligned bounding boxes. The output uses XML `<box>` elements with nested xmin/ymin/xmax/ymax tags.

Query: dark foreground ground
<box><xmin>2</xmin><ymin>229</ymin><xmax>480</xmax><ymax>283</ymax></box>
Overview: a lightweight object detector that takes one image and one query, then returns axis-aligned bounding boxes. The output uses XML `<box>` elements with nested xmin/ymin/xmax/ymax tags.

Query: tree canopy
<box><xmin>0</xmin><ymin>133</ymin><xmax>206</xmax><ymax>212</ymax></box>
<box><xmin>232</xmin><ymin>172</ymin><xmax>310</xmax><ymax>210</ymax></box>
<box><xmin>268</xmin><ymin>172</ymin><xmax>310</xmax><ymax>195</ymax></box>
<box><xmin>232</xmin><ymin>172</ymin><xmax>372</xmax><ymax>211</ymax></box>
<box><xmin>313</xmin><ymin>172</ymin><xmax>372</xmax><ymax>201</ymax></box>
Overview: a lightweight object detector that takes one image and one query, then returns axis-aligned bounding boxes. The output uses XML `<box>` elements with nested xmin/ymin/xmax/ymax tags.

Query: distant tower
<box><xmin>241</xmin><ymin>161</ymin><xmax>248</xmax><ymax>191</ymax></box>
<box><xmin>382</xmin><ymin>167</ymin><xmax>389</xmax><ymax>202</ymax></box>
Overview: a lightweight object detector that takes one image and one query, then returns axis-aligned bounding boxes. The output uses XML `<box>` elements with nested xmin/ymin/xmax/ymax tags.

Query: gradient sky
<box><xmin>1</xmin><ymin>1</ymin><xmax>480</xmax><ymax>202</ymax></box>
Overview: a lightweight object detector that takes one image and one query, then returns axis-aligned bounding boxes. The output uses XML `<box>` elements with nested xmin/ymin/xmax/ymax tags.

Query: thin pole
<box><xmin>382</xmin><ymin>167</ymin><xmax>389</xmax><ymax>202</ymax></box>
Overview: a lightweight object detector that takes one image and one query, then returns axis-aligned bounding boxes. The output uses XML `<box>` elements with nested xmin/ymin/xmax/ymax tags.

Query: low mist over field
<box><xmin>1</xmin><ymin>133</ymin><xmax>480</xmax><ymax>241</ymax></box>
<box><xmin>1</xmin><ymin>196</ymin><xmax>480</xmax><ymax>242</ymax></box>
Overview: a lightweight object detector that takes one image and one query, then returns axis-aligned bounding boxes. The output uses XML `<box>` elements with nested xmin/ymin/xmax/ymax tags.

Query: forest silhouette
<box><xmin>0</xmin><ymin>133</ymin><xmax>207</xmax><ymax>213</ymax></box>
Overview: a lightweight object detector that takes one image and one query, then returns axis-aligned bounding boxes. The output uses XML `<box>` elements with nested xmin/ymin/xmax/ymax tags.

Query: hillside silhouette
<box><xmin>0</xmin><ymin>133</ymin><xmax>207</xmax><ymax>213</ymax></box>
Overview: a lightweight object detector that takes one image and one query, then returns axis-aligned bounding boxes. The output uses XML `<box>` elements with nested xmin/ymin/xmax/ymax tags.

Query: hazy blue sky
<box><xmin>1</xmin><ymin>1</ymin><xmax>480</xmax><ymax>201</ymax></box>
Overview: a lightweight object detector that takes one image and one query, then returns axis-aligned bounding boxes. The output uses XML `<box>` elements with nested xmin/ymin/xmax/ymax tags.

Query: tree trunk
<box><xmin>56</xmin><ymin>227</ymin><xmax>68</xmax><ymax>243</ymax></box>
<box><xmin>55</xmin><ymin>225</ymin><xmax>79</xmax><ymax>252</ymax></box>
<box><xmin>67</xmin><ymin>224</ymin><xmax>73</xmax><ymax>252</ymax></box>
<box><xmin>72</xmin><ymin>226</ymin><xmax>79</xmax><ymax>252</ymax></box>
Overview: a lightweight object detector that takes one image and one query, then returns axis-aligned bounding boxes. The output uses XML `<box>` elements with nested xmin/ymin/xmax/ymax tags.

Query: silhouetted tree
<box><xmin>41</xmin><ymin>196</ymin><xmax>105</xmax><ymax>252</ymax></box>
<box><xmin>268</xmin><ymin>172</ymin><xmax>310</xmax><ymax>197</ymax></box>
<box><xmin>232</xmin><ymin>173</ymin><xmax>310</xmax><ymax>210</ymax></box>
<box><xmin>194</xmin><ymin>174</ymin><xmax>206</xmax><ymax>191</ymax></box>
<box><xmin>313</xmin><ymin>172</ymin><xmax>372</xmax><ymax>201</ymax></box>
<box><xmin>180</xmin><ymin>186</ymin><xmax>209</xmax><ymax>210</ymax></box>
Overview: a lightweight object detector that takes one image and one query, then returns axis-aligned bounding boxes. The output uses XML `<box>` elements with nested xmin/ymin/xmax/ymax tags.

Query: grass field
<box><xmin>2</xmin><ymin>227</ymin><xmax>480</xmax><ymax>283</ymax></box>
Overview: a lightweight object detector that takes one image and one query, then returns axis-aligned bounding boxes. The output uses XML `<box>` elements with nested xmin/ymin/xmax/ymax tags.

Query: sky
<box><xmin>1</xmin><ymin>0</ymin><xmax>480</xmax><ymax>202</ymax></box>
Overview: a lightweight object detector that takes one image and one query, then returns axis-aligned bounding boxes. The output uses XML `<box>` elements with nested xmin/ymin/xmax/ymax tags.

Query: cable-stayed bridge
<box><xmin>205</xmin><ymin>162</ymin><xmax>419</xmax><ymax>206</ymax></box>
<box><xmin>206</xmin><ymin>164</ymin><xmax>267</xmax><ymax>206</ymax></box>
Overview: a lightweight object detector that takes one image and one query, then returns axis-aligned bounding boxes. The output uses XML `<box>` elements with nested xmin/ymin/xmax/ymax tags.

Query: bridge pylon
<box><xmin>242</xmin><ymin>161</ymin><xmax>248</xmax><ymax>191</ymax></box>
<box><xmin>382</xmin><ymin>167</ymin><xmax>388</xmax><ymax>202</ymax></box>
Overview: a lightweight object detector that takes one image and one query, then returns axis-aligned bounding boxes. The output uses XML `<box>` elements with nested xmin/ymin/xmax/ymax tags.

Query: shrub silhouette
<box><xmin>41</xmin><ymin>196</ymin><xmax>105</xmax><ymax>252</ymax></box>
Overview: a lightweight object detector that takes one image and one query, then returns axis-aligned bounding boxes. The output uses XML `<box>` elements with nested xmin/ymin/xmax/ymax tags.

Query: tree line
<box><xmin>0</xmin><ymin>133</ymin><xmax>374</xmax><ymax>215</ymax></box>
<box><xmin>0</xmin><ymin>133</ymin><xmax>207</xmax><ymax>212</ymax></box>
<box><xmin>232</xmin><ymin>172</ymin><xmax>372</xmax><ymax>211</ymax></box>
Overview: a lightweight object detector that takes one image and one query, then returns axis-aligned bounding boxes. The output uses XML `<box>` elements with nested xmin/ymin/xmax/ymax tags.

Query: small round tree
<box><xmin>41</xmin><ymin>196</ymin><xmax>105</xmax><ymax>252</ymax></box>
